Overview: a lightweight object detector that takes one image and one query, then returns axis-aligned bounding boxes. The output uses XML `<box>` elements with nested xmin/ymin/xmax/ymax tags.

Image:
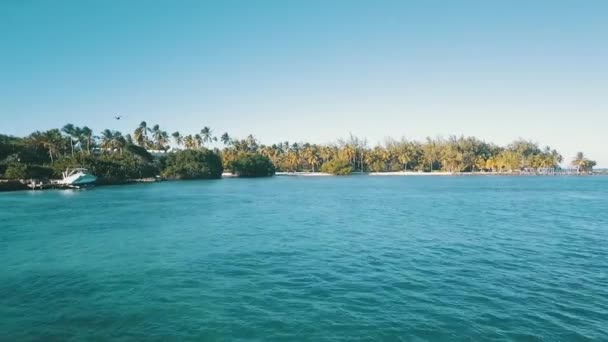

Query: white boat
<box><xmin>60</xmin><ymin>168</ymin><xmax>97</xmax><ymax>187</ymax></box>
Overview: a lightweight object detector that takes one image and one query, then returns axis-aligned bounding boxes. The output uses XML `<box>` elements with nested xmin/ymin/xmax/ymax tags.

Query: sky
<box><xmin>1</xmin><ymin>0</ymin><xmax>607</xmax><ymax>166</ymax></box>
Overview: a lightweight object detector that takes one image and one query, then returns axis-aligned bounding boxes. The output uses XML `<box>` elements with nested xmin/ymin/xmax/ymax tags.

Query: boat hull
<box><xmin>62</xmin><ymin>173</ymin><xmax>97</xmax><ymax>186</ymax></box>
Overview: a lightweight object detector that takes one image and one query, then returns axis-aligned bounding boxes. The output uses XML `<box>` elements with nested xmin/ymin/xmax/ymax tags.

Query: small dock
<box><xmin>25</xmin><ymin>179</ymin><xmax>74</xmax><ymax>190</ymax></box>
<box><xmin>21</xmin><ymin>177</ymin><xmax>163</xmax><ymax>191</ymax></box>
<box><xmin>0</xmin><ymin>179</ymin><xmax>74</xmax><ymax>191</ymax></box>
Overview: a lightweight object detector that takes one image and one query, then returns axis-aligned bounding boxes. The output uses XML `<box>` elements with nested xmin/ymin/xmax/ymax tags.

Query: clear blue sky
<box><xmin>1</xmin><ymin>0</ymin><xmax>607</xmax><ymax>166</ymax></box>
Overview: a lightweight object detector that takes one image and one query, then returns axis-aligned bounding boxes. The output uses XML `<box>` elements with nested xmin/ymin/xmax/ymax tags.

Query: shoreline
<box><xmin>275</xmin><ymin>172</ymin><xmax>333</xmax><ymax>177</ymax></box>
<box><xmin>275</xmin><ymin>171</ymin><xmax>603</xmax><ymax>177</ymax></box>
<box><xmin>1</xmin><ymin>171</ymin><xmax>604</xmax><ymax>193</ymax></box>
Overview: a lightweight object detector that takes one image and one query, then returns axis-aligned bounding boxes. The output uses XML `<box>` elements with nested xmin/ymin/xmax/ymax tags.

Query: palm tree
<box><xmin>498</xmin><ymin>150</ymin><xmax>520</xmax><ymax>172</ymax></box>
<box><xmin>342</xmin><ymin>144</ymin><xmax>356</xmax><ymax>168</ymax></box>
<box><xmin>158</xmin><ymin>131</ymin><xmax>170</xmax><ymax>150</ymax></box>
<box><xmin>200</xmin><ymin>127</ymin><xmax>213</xmax><ymax>146</ymax></box>
<box><xmin>474</xmin><ymin>156</ymin><xmax>487</xmax><ymax>172</ymax></box>
<box><xmin>571</xmin><ymin>152</ymin><xmax>596</xmax><ymax>174</ymax></box>
<box><xmin>151</xmin><ymin>124</ymin><xmax>160</xmax><ymax>148</ymax></box>
<box><xmin>303</xmin><ymin>146</ymin><xmax>321</xmax><ymax>172</ymax></box>
<box><xmin>62</xmin><ymin>123</ymin><xmax>79</xmax><ymax>156</ymax></box>
<box><xmin>183</xmin><ymin>135</ymin><xmax>196</xmax><ymax>149</ymax></box>
<box><xmin>233</xmin><ymin>139</ymin><xmax>248</xmax><ymax>152</ymax></box>
<box><xmin>29</xmin><ymin>129</ymin><xmax>66</xmax><ymax>163</ymax></box>
<box><xmin>246</xmin><ymin>135</ymin><xmax>258</xmax><ymax>152</ymax></box>
<box><xmin>81</xmin><ymin>126</ymin><xmax>93</xmax><ymax>154</ymax></box>
<box><xmin>423</xmin><ymin>137</ymin><xmax>439</xmax><ymax>172</ymax></box>
<box><xmin>100</xmin><ymin>130</ymin><xmax>126</xmax><ymax>154</ymax></box>
<box><xmin>553</xmin><ymin>149</ymin><xmax>563</xmax><ymax>164</ymax></box>
<box><xmin>134</xmin><ymin>121</ymin><xmax>150</xmax><ymax>147</ymax></box>
<box><xmin>259</xmin><ymin>145</ymin><xmax>280</xmax><ymax>165</ymax></box>
<box><xmin>572</xmin><ymin>152</ymin><xmax>585</xmax><ymax>173</ymax></box>
<box><xmin>319</xmin><ymin>146</ymin><xmax>333</xmax><ymax>163</ymax></box>
<box><xmin>286</xmin><ymin>150</ymin><xmax>300</xmax><ymax>172</ymax></box>
<box><xmin>396</xmin><ymin>153</ymin><xmax>409</xmax><ymax>171</ymax></box>
<box><xmin>380</xmin><ymin>148</ymin><xmax>392</xmax><ymax>171</ymax></box>
<box><xmin>116</xmin><ymin>134</ymin><xmax>127</xmax><ymax>154</ymax></box>
<box><xmin>395</xmin><ymin>143</ymin><xmax>412</xmax><ymax>171</ymax></box>
<box><xmin>172</xmin><ymin>131</ymin><xmax>183</xmax><ymax>147</ymax></box>
<box><xmin>150</xmin><ymin>124</ymin><xmax>169</xmax><ymax>150</ymax></box>
<box><xmin>222</xmin><ymin>148</ymin><xmax>238</xmax><ymax>169</ymax></box>
<box><xmin>551</xmin><ymin>149</ymin><xmax>563</xmax><ymax>167</ymax></box>
<box><xmin>486</xmin><ymin>157</ymin><xmax>498</xmax><ymax>172</ymax></box>
<box><xmin>99</xmin><ymin>129</ymin><xmax>113</xmax><ymax>150</ymax></box>
<box><xmin>73</xmin><ymin>126</ymin><xmax>85</xmax><ymax>152</ymax></box>
<box><xmin>194</xmin><ymin>134</ymin><xmax>203</xmax><ymax>149</ymax></box>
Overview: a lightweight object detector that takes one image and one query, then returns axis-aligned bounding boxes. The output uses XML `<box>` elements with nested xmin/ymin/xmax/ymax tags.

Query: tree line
<box><xmin>221</xmin><ymin>133</ymin><xmax>596</xmax><ymax>174</ymax></box>
<box><xmin>0</xmin><ymin>122</ymin><xmax>599</xmax><ymax>181</ymax></box>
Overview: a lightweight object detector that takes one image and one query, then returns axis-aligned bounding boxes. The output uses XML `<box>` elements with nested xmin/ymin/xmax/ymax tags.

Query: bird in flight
<box><xmin>114</xmin><ymin>115</ymin><xmax>122</xmax><ymax>120</ymax></box>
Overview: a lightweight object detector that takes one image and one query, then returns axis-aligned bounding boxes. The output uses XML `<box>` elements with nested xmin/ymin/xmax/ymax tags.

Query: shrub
<box><xmin>321</xmin><ymin>158</ymin><xmax>353</xmax><ymax>175</ymax></box>
<box><xmin>368</xmin><ymin>161</ymin><xmax>384</xmax><ymax>172</ymax></box>
<box><xmin>230</xmin><ymin>153</ymin><xmax>275</xmax><ymax>177</ymax></box>
<box><xmin>0</xmin><ymin>135</ymin><xmax>22</xmax><ymax>161</ymax></box>
<box><xmin>3</xmin><ymin>162</ymin><xmax>28</xmax><ymax>179</ymax></box>
<box><xmin>126</xmin><ymin>144</ymin><xmax>154</xmax><ymax>163</ymax></box>
<box><xmin>1</xmin><ymin>162</ymin><xmax>53</xmax><ymax>180</ymax></box>
<box><xmin>162</xmin><ymin>149</ymin><xmax>223</xmax><ymax>179</ymax></box>
<box><xmin>25</xmin><ymin>165</ymin><xmax>54</xmax><ymax>179</ymax></box>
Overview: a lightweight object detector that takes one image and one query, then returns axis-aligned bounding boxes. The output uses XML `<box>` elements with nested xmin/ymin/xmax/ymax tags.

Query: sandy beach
<box><xmin>274</xmin><ymin>171</ymin><xmax>456</xmax><ymax>177</ymax></box>
<box><xmin>275</xmin><ymin>172</ymin><xmax>333</xmax><ymax>177</ymax></box>
<box><xmin>368</xmin><ymin>171</ymin><xmax>454</xmax><ymax>176</ymax></box>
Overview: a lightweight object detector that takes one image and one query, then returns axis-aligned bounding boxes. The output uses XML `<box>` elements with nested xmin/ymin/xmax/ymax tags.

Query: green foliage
<box><xmin>126</xmin><ymin>144</ymin><xmax>154</xmax><ymax>162</ymax></box>
<box><xmin>571</xmin><ymin>152</ymin><xmax>596</xmax><ymax>173</ymax></box>
<box><xmin>1</xmin><ymin>162</ymin><xmax>53</xmax><ymax>180</ymax></box>
<box><xmin>321</xmin><ymin>158</ymin><xmax>353</xmax><ymax>175</ymax></box>
<box><xmin>52</xmin><ymin>151</ymin><xmax>158</xmax><ymax>184</ymax></box>
<box><xmin>230</xmin><ymin>153</ymin><xmax>275</xmax><ymax>177</ymax></box>
<box><xmin>161</xmin><ymin>149</ymin><xmax>223</xmax><ymax>179</ymax></box>
<box><xmin>4</xmin><ymin>162</ymin><xmax>28</xmax><ymax>179</ymax></box>
<box><xmin>368</xmin><ymin>160</ymin><xmax>385</xmax><ymax>172</ymax></box>
<box><xmin>0</xmin><ymin>135</ymin><xmax>23</xmax><ymax>161</ymax></box>
<box><xmin>0</xmin><ymin>124</ymin><xmax>599</xmax><ymax>186</ymax></box>
<box><xmin>27</xmin><ymin>129</ymin><xmax>69</xmax><ymax>163</ymax></box>
<box><xmin>25</xmin><ymin>165</ymin><xmax>54</xmax><ymax>179</ymax></box>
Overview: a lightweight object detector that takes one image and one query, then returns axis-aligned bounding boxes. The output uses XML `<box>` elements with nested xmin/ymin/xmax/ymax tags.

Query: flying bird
<box><xmin>114</xmin><ymin>115</ymin><xmax>122</xmax><ymax>120</ymax></box>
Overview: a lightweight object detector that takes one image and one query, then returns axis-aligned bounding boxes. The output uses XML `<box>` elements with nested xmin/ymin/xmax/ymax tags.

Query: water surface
<box><xmin>1</xmin><ymin>176</ymin><xmax>607</xmax><ymax>340</ymax></box>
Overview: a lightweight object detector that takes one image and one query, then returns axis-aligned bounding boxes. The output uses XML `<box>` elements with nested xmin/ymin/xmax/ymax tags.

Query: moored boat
<box><xmin>60</xmin><ymin>168</ymin><xmax>97</xmax><ymax>188</ymax></box>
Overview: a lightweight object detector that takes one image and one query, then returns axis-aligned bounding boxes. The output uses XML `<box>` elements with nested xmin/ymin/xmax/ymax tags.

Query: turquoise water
<box><xmin>1</xmin><ymin>176</ymin><xmax>607</xmax><ymax>340</ymax></box>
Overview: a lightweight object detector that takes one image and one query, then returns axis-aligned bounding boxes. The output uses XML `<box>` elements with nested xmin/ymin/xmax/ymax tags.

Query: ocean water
<box><xmin>1</xmin><ymin>176</ymin><xmax>607</xmax><ymax>341</ymax></box>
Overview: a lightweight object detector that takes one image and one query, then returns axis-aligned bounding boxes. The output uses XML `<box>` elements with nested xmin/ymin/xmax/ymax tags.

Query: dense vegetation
<box><xmin>320</xmin><ymin>158</ymin><xmax>353</xmax><ymax>175</ymax></box>
<box><xmin>229</xmin><ymin>153</ymin><xmax>275</xmax><ymax>177</ymax></box>
<box><xmin>0</xmin><ymin>123</ymin><xmax>223</xmax><ymax>183</ymax></box>
<box><xmin>222</xmin><ymin>134</ymin><xmax>597</xmax><ymax>174</ymax></box>
<box><xmin>52</xmin><ymin>153</ymin><xmax>158</xmax><ymax>184</ymax></box>
<box><xmin>162</xmin><ymin>149</ymin><xmax>223</xmax><ymax>180</ymax></box>
<box><xmin>0</xmin><ymin>122</ymin><xmax>600</xmax><ymax>184</ymax></box>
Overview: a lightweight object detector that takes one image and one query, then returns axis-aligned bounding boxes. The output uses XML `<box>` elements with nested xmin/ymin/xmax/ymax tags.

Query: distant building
<box><xmin>146</xmin><ymin>149</ymin><xmax>171</xmax><ymax>157</ymax></box>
